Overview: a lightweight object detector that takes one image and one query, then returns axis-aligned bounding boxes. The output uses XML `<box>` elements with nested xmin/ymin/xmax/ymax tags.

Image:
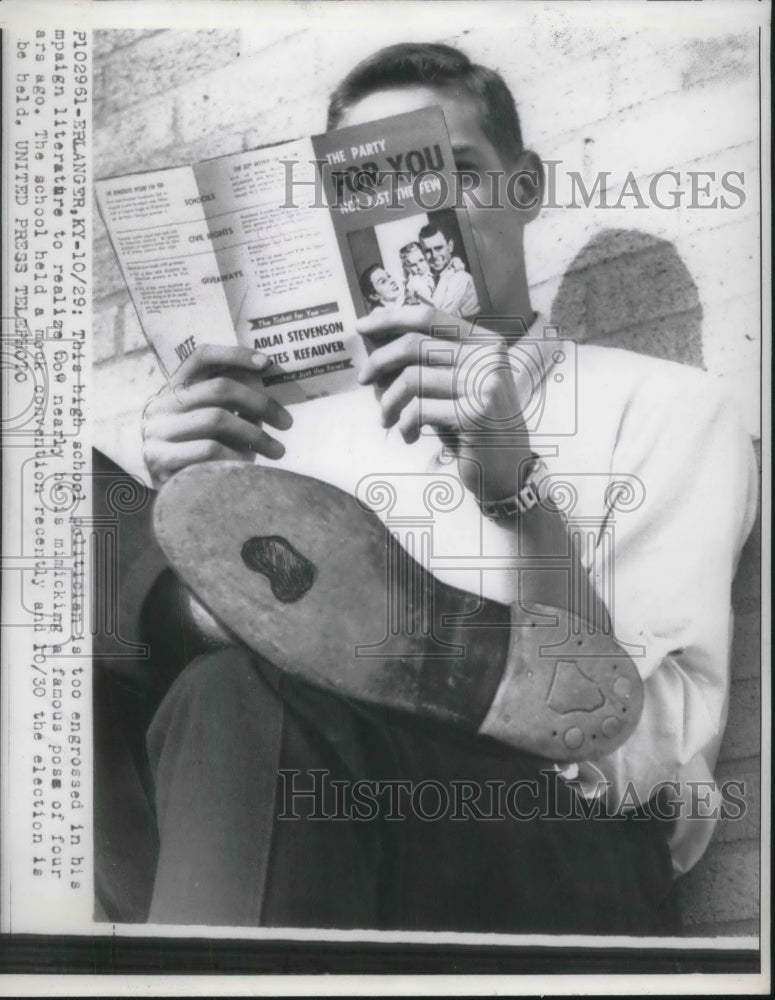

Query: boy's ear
<box><xmin>509</xmin><ymin>149</ymin><xmax>544</xmax><ymax>222</ymax></box>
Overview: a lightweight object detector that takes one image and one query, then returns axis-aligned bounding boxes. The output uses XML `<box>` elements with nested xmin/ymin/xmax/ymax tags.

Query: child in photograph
<box><xmin>399</xmin><ymin>239</ymin><xmax>467</xmax><ymax>306</ymax></box>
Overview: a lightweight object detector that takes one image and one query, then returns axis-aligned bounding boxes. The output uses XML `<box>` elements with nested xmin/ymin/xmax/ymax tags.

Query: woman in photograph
<box><xmin>359</xmin><ymin>263</ymin><xmax>405</xmax><ymax>312</ymax></box>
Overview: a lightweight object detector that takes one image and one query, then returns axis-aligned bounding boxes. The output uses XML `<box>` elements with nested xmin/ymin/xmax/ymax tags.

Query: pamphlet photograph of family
<box><xmin>348</xmin><ymin>208</ymin><xmax>480</xmax><ymax>320</ymax></box>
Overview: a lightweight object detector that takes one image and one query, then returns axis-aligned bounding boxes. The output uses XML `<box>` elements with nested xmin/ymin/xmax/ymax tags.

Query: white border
<box><xmin>1</xmin><ymin>0</ymin><xmax>770</xmax><ymax>994</ymax></box>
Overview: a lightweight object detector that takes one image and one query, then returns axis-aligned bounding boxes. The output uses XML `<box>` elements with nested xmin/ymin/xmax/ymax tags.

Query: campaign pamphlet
<box><xmin>95</xmin><ymin>107</ymin><xmax>491</xmax><ymax>403</ymax></box>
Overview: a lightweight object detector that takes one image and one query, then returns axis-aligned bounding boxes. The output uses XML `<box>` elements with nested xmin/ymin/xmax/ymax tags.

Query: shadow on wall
<box><xmin>552</xmin><ymin>228</ymin><xmax>760</xmax><ymax>937</ymax></box>
<box><xmin>550</xmin><ymin>228</ymin><xmax>704</xmax><ymax>369</ymax></box>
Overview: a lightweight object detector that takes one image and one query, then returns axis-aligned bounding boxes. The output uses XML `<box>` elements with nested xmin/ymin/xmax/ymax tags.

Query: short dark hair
<box><xmin>327</xmin><ymin>43</ymin><xmax>523</xmax><ymax>164</ymax></box>
<box><xmin>419</xmin><ymin>222</ymin><xmax>451</xmax><ymax>244</ymax></box>
<box><xmin>359</xmin><ymin>263</ymin><xmax>383</xmax><ymax>303</ymax></box>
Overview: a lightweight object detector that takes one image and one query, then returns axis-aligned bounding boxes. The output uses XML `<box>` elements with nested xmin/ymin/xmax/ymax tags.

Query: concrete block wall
<box><xmin>92</xmin><ymin>10</ymin><xmax>763</xmax><ymax>936</ymax></box>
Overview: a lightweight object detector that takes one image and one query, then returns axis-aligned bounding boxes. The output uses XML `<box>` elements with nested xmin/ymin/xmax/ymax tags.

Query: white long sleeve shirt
<box><xmin>253</xmin><ymin>318</ymin><xmax>758</xmax><ymax>875</ymax></box>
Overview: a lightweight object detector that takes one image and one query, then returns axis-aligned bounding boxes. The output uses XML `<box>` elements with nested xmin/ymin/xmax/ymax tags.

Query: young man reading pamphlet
<box><xmin>119</xmin><ymin>43</ymin><xmax>756</xmax><ymax>933</ymax></box>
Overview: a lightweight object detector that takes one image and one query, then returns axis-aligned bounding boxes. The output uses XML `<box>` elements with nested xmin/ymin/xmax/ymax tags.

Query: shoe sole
<box><xmin>154</xmin><ymin>461</ymin><xmax>643</xmax><ymax>761</ymax></box>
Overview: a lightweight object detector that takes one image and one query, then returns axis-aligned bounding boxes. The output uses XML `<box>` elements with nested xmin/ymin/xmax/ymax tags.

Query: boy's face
<box><xmin>337</xmin><ymin>84</ymin><xmax>533</xmax><ymax>315</ymax></box>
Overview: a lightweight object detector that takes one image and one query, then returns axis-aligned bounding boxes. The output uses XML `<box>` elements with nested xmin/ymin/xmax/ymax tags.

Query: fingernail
<box><xmin>252</xmin><ymin>352</ymin><xmax>271</xmax><ymax>369</ymax></box>
<box><xmin>278</xmin><ymin>408</ymin><xmax>293</xmax><ymax>430</ymax></box>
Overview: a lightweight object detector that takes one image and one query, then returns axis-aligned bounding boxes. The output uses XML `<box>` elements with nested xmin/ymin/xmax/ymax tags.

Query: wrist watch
<box><xmin>479</xmin><ymin>455</ymin><xmax>544</xmax><ymax>521</ymax></box>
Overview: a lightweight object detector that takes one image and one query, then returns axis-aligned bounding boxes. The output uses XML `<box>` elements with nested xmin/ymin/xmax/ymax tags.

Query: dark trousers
<box><xmin>145</xmin><ymin>646</ymin><xmax>678</xmax><ymax>933</ymax></box>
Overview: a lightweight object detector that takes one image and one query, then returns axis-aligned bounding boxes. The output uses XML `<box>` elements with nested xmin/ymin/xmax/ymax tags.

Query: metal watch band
<box><xmin>479</xmin><ymin>456</ymin><xmax>543</xmax><ymax>521</ymax></box>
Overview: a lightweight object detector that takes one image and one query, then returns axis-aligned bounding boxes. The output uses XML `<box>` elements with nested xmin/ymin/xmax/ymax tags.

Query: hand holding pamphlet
<box><xmin>95</xmin><ymin>107</ymin><xmax>490</xmax><ymax>405</ymax></box>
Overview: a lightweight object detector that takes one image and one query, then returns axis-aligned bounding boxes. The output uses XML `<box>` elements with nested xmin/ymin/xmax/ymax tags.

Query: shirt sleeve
<box><xmin>592</xmin><ymin>373</ymin><xmax>757</xmax><ymax>870</ymax></box>
<box><xmin>457</xmin><ymin>271</ymin><xmax>480</xmax><ymax>318</ymax></box>
<box><xmin>433</xmin><ymin>270</ymin><xmax>480</xmax><ymax>318</ymax></box>
<box><xmin>480</xmin><ymin>367</ymin><xmax>758</xmax><ymax>872</ymax></box>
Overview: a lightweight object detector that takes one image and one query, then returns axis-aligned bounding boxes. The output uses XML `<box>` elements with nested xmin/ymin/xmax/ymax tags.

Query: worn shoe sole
<box><xmin>154</xmin><ymin>461</ymin><xmax>643</xmax><ymax>761</ymax></box>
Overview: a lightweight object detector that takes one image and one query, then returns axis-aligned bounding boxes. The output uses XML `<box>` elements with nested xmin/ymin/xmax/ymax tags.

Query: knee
<box><xmin>146</xmin><ymin>646</ymin><xmax>276</xmax><ymax>763</ymax></box>
<box><xmin>177</xmin><ymin>645</ymin><xmax>260</xmax><ymax>701</ymax></box>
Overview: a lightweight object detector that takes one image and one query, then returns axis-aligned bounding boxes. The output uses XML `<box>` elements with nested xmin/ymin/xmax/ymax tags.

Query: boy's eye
<box><xmin>454</xmin><ymin>166</ymin><xmax>482</xmax><ymax>191</ymax></box>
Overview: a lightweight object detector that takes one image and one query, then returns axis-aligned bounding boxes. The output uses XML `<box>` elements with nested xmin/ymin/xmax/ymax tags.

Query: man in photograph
<box><xmin>132</xmin><ymin>41</ymin><xmax>756</xmax><ymax>935</ymax></box>
<box><xmin>418</xmin><ymin>220</ymin><xmax>480</xmax><ymax>318</ymax></box>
